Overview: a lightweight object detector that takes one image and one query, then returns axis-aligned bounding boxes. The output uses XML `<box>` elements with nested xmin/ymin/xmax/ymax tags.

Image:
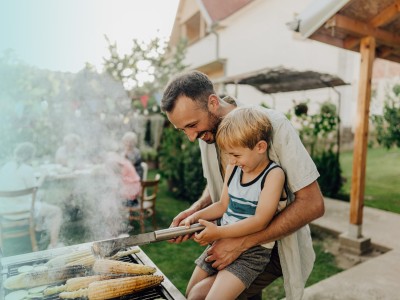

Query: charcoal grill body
<box><xmin>1</xmin><ymin>244</ymin><xmax>185</xmax><ymax>300</ymax></box>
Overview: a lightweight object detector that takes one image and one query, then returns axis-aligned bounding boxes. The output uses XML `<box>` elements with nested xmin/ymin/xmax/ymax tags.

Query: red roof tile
<box><xmin>200</xmin><ymin>0</ymin><xmax>253</xmax><ymax>22</ymax></box>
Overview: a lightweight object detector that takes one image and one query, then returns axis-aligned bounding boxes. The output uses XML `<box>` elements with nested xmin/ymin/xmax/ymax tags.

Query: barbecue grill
<box><xmin>1</xmin><ymin>244</ymin><xmax>185</xmax><ymax>300</ymax></box>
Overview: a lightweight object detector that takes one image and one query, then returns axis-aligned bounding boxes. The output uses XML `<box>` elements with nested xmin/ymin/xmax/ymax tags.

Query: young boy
<box><xmin>184</xmin><ymin>106</ymin><xmax>288</xmax><ymax>300</ymax></box>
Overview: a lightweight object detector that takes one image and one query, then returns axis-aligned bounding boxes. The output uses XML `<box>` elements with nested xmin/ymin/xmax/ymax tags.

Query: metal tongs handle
<box><xmin>155</xmin><ymin>223</ymin><xmax>205</xmax><ymax>241</ymax></box>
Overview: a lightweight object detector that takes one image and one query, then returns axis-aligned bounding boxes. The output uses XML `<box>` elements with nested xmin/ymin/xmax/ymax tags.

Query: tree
<box><xmin>102</xmin><ymin>35</ymin><xmax>188</xmax><ymax>149</ymax></box>
<box><xmin>103</xmin><ymin>36</ymin><xmax>209</xmax><ymax>202</ymax></box>
<box><xmin>103</xmin><ymin>36</ymin><xmax>187</xmax><ymax>108</ymax></box>
<box><xmin>0</xmin><ymin>51</ymin><xmax>65</xmax><ymax>160</ymax></box>
<box><xmin>372</xmin><ymin>83</ymin><xmax>400</xmax><ymax>149</ymax></box>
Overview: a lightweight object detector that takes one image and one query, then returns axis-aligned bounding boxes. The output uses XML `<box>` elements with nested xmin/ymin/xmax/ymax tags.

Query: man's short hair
<box><xmin>161</xmin><ymin>70</ymin><xmax>215</xmax><ymax>113</ymax></box>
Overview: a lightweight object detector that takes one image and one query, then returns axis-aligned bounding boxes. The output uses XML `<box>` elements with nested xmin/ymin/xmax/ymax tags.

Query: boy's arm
<box><xmin>184</xmin><ymin>165</ymin><xmax>234</xmax><ymax>226</ymax></box>
<box><xmin>195</xmin><ymin>167</ymin><xmax>285</xmax><ymax>244</ymax></box>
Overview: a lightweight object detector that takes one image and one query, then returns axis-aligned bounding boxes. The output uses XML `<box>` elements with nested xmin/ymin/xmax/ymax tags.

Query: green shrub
<box><xmin>289</xmin><ymin>100</ymin><xmax>343</xmax><ymax>197</ymax></box>
<box><xmin>313</xmin><ymin>149</ymin><xmax>342</xmax><ymax>197</ymax></box>
<box><xmin>371</xmin><ymin>83</ymin><xmax>400</xmax><ymax>149</ymax></box>
<box><xmin>159</xmin><ymin>125</ymin><xmax>206</xmax><ymax>203</ymax></box>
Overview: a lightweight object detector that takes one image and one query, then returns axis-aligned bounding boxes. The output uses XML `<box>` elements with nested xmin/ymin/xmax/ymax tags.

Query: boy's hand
<box><xmin>183</xmin><ymin>216</ymin><xmax>196</xmax><ymax>229</ymax></box>
<box><xmin>194</xmin><ymin>219</ymin><xmax>219</xmax><ymax>246</ymax></box>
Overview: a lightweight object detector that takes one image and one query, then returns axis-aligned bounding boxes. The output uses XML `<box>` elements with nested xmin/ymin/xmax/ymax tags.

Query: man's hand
<box><xmin>168</xmin><ymin>188</ymin><xmax>213</xmax><ymax>244</ymax></box>
<box><xmin>205</xmin><ymin>236</ymin><xmax>247</xmax><ymax>270</ymax></box>
<box><xmin>168</xmin><ymin>206</ymin><xmax>198</xmax><ymax>244</ymax></box>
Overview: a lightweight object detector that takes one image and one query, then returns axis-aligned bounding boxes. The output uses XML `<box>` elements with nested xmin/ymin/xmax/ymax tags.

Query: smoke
<box><xmin>0</xmin><ymin>58</ymin><xmax>142</xmax><ymax>250</ymax></box>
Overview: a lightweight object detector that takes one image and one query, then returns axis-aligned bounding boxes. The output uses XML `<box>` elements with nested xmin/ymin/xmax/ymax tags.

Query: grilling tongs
<box><xmin>91</xmin><ymin>223</ymin><xmax>205</xmax><ymax>258</ymax></box>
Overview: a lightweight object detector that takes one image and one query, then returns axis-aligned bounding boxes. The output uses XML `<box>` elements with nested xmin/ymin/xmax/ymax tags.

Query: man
<box><xmin>0</xmin><ymin>142</ymin><xmax>63</xmax><ymax>249</ymax></box>
<box><xmin>161</xmin><ymin>71</ymin><xmax>324</xmax><ymax>300</ymax></box>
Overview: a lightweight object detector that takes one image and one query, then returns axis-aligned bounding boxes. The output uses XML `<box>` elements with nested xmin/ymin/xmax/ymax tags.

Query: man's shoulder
<box><xmin>198</xmin><ymin>140</ymin><xmax>217</xmax><ymax>158</ymax></box>
<box><xmin>198</xmin><ymin>139</ymin><xmax>213</xmax><ymax>150</ymax></box>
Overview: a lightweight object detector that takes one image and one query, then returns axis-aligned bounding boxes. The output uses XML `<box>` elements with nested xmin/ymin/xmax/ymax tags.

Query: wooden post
<box><xmin>349</xmin><ymin>36</ymin><xmax>375</xmax><ymax>238</ymax></box>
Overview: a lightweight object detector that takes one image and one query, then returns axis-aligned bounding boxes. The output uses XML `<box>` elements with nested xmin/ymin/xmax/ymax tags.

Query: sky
<box><xmin>0</xmin><ymin>0</ymin><xmax>180</xmax><ymax>73</ymax></box>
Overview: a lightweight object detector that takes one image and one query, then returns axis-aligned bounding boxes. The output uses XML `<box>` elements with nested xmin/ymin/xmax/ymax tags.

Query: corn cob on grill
<box><xmin>43</xmin><ymin>275</ymin><xmax>112</xmax><ymax>295</ymax></box>
<box><xmin>59</xmin><ymin>275</ymin><xmax>164</xmax><ymax>299</ymax></box>
<box><xmin>3</xmin><ymin>265</ymin><xmax>88</xmax><ymax>290</ymax></box>
<box><xmin>92</xmin><ymin>259</ymin><xmax>156</xmax><ymax>275</ymax></box>
<box><xmin>45</xmin><ymin>249</ymin><xmax>92</xmax><ymax>268</ymax></box>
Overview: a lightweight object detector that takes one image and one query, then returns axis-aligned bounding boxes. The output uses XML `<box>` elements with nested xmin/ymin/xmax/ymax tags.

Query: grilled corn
<box><xmin>59</xmin><ymin>275</ymin><xmax>164</xmax><ymax>299</ymax></box>
<box><xmin>43</xmin><ymin>275</ymin><xmax>111</xmax><ymax>295</ymax></box>
<box><xmin>4</xmin><ymin>265</ymin><xmax>87</xmax><ymax>290</ymax></box>
<box><xmin>92</xmin><ymin>259</ymin><xmax>156</xmax><ymax>275</ymax></box>
<box><xmin>45</xmin><ymin>249</ymin><xmax>92</xmax><ymax>268</ymax></box>
<box><xmin>65</xmin><ymin>254</ymin><xmax>96</xmax><ymax>268</ymax></box>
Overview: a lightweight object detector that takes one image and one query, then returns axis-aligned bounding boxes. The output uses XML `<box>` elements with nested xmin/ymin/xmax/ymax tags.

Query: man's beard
<box><xmin>202</xmin><ymin>111</ymin><xmax>221</xmax><ymax>144</ymax></box>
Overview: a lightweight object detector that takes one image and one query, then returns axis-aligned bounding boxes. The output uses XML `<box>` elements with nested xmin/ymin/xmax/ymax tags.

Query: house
<box><xmin>168</xmin><ymin>0</ymin><xmax>400</xmax><ymax>143</ymax></box>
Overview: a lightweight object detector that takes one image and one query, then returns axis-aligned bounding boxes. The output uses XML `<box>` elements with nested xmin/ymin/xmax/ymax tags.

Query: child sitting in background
<box><xmin>100</xmin><ymin>152</ymin><xmax>142</xmax><ymax>237</ymax></box>
<box><xmin>104</xmin><ymin>152</ymin><xmax>142</xmax><ymax>206</ymax></box>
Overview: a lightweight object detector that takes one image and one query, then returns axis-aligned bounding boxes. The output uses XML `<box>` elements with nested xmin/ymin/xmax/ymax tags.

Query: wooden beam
<box><xmin>377</xmin><ymin>46</ymin><xmax>394</xmax><ymax>58</ymax></box>
<box><xmin>343</xmin><ymin>36</ymin><xmax>360</xmax><ymax>50</ymax></box>
<box><xmin>370</xmin><ymin>0</ymin><xmax>400</xmax><ymax>28</ymax></box>
<box><xmin>342</xmin><ymin>0</ymin><xmax>400</xmax><ymax>51</ymax></box>
<box><xmin>349</xmin><ymin>36</ymin><xmax>376</xmax><ymax>231</ymax></box>
<box><xmin>329</xmin><ymin>14</ymin><xmax>400</xmax><ymax>49</ymax></box>
<box><xmin>309</xmin><ymin>32</ymin><xmax>344</xmax><ymax>48</ymax></box>
<box><xmin>378</xmin><ymin>53</ymin><xmax>400</xmax><ymax>64</ymax></box>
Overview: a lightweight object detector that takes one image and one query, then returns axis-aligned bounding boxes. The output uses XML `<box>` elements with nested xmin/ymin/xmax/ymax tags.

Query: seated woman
<box><xmin>55</xmin><ymin>133</ymin><xmax>87</xmax><ymax>169</ymax></box>
<box><xmin>104</xmin><ymin>152</ymin><xmax>142</xmax><ymax>207</ymax></box>
<box><xmin>103</xmin><ymin>152</ymin><xmax>142</xmax><ymax>236</ymax></box>
<box><xmin>121</xmin><ymin>132</ymin><xmax>144</xmax><ymax>180</ymax></box>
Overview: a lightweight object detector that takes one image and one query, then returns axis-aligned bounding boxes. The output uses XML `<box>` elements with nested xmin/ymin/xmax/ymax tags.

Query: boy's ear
<box><xmin>257</xmin><ymin>140</ymin><xmax>268</xmax><ymax>153</ymax></box>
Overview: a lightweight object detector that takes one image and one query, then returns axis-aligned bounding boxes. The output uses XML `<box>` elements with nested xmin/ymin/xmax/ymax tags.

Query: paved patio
<box><xmin>302</xmin><ymin>198</ymin><xmax>400</xmax><ymax>300</ymax></box>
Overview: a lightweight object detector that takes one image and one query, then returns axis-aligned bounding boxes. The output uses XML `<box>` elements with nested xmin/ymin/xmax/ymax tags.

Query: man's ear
<box><xmin>207</xmin><ymin>94</ymin><xmax>219</xmax><ymax>112</ymax></box>
<box><xmin>257</xmin><ymin>140</ymin><xmax>268</xmax><ymax>153</ymax></box>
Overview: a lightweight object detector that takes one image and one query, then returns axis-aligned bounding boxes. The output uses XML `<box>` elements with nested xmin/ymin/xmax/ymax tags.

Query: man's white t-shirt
<box><xmin>199</xmin><ymin>106</ymin><xmax>319</xmax><ymax>300</ymax></box>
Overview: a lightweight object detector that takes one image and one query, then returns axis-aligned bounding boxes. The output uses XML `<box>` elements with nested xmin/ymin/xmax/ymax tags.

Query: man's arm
<box><xmin>168</xmin><ymin>186</ymin><xmax>213</xmax><ymax>243</ymax></box>
<box><xmin>206</xmin><ymin>181</ymin><xmax>324</xmax><ymax>270</ymax></box>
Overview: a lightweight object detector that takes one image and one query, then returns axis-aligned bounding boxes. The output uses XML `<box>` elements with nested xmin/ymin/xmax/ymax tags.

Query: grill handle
<box><xmin>155</xmin><ymin>223</ymin><xmax>205</xmax><ymax>241</ymax></box>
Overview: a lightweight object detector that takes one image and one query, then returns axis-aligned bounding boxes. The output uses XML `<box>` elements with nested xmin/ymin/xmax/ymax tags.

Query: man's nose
<box><xmin>185</xmin><ymin>131</ymin><xmax>198</xmax><ymax>142</ymax></box>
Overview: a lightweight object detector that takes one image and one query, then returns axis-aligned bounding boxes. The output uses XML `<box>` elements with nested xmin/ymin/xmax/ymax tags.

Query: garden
<box><xmin>1</xmin><ymin>36</ymin><xmax>399</xmax><ymax>299</ymax></box>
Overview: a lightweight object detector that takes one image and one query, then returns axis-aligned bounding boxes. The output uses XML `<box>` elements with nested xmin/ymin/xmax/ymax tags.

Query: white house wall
<box><xmin>183</xmin><ymin>0</ymin><xmax>361</xmax><ymax>128</ymax></box>
<box><xmin>184</xmin><ymin>34</ymin><xmax>219</xmax><ymax>68</ymax></box>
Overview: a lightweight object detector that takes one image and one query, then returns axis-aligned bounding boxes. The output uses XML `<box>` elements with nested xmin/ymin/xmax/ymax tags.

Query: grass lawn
<box><xmin>4</xmin><ymin>147</ymin><xmax>398</xmax><ymax>299</ymax></box>
<box><xmin>2</xmin><ymin>171</ymin><xmax>343</xmax><ymax>300</ymax></box>
<box><xmin>339</xmin><ymin>146</ymin><xmax>400</xmax><ymax>213</ymax></box>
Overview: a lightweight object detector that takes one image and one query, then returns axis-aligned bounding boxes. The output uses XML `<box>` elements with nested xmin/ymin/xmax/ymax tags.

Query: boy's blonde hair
<box><xmin>216</xmin><ymin>106</ymin><xmax>273</xmax><ymax>151</ymax></box>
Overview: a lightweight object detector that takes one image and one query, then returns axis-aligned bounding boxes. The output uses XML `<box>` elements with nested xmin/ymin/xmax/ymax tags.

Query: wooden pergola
<box><xmin>291</xmin><ymin>0</ymin><xmax>400</xmax><ymax>250</ymax></box>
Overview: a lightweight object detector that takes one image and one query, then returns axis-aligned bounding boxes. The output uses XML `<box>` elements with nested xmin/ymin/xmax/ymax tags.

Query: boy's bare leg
<box><xmin>186</xmin><ymin>266</ymin><xmax>211</xmax><ymax>298</ymax></box>
<box><xmin>187</xmin><ymin>275</ymin><xmax>216</xmax><ymax>300</ymax></box>
<box><xmin>206</xmin><ymin>270</ymin><xmax>246</xmax><ymax>300</ymax></box>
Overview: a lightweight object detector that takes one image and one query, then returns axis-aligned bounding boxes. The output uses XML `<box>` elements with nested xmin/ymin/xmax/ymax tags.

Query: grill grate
<box><xmin>3</xmin><ymin>255</ymin><xmax>172</xmax><ymax>300</ymax></box>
